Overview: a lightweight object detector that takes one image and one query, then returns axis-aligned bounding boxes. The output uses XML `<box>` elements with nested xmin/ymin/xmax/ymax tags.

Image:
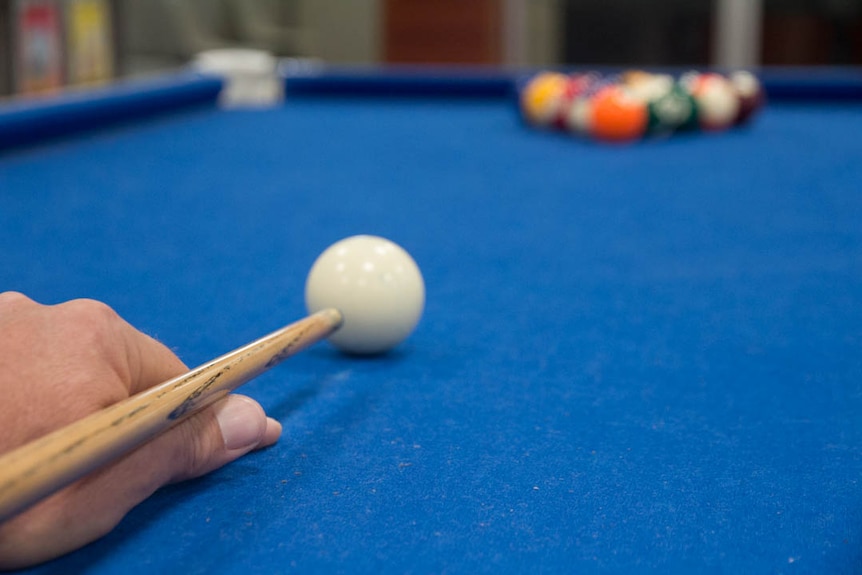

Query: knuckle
<box><xmin>58</xmin><ymin>299</ymin><xmax>123</xmax><ymax>345</ymax></box>
<box><xmin>54</xmin><ymin>299</ymin><xmax>132</xmax><ymax>391</ymax></box>
<box><xmin>62</xmin><ymin>298</ymin><xmax>120</xmax><ymax>324</ymax></box>
<box><xmin>0</xmin><ymin>291</ymin><xmax>36</xmax><ymax>309</ymax></box>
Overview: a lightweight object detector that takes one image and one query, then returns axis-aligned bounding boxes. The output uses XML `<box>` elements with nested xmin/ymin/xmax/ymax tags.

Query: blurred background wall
<box><xmin>1</xmin><ymin>0</ymin><xmax>861</xmax><ymax>97</ymax></box>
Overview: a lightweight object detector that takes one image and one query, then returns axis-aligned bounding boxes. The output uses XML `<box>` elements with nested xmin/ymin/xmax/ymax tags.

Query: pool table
<box><xmin>1</xmin><ymin>65</ymin><xmax>861</xmax><ymax>574</ymax></box>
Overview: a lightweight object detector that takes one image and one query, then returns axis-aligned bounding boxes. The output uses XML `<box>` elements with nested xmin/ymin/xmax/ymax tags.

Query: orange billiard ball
<box><xmin>589</xmin><ymin>85</ymin><xmax>649</xmax><ymax>143</ymax></box>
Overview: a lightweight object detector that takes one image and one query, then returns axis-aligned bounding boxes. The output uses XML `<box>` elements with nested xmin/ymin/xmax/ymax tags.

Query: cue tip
<box><xmin>317</xmin><ymin>308</ymin><xmax>344</xmax><ymax>330</ymax></box>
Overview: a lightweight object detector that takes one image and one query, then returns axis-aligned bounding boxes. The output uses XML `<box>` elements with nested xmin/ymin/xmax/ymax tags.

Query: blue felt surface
<box><xmin>1</xmin><ymin>89</ymin><xmax>861</xmax><ymax>574</ymax></box>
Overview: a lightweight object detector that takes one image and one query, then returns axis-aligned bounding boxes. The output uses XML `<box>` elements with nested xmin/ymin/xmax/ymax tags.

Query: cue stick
<box><xmin>0</xmin><ymin>308</ymin><xmax>343</xmax><ymax>523</ymax></box>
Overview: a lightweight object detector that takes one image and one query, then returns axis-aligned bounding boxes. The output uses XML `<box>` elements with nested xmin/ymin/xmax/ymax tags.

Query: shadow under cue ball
<box><xmin>305</xmin><ymin>235</ymin><xmax>426</xmax><ymax>355</ymax></box>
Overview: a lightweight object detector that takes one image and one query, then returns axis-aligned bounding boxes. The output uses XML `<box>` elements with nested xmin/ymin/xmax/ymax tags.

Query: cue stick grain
<box><xmin>0</xmin><ymin>308</ymin><xmax>343</xmax><ymax>523</ymax></box>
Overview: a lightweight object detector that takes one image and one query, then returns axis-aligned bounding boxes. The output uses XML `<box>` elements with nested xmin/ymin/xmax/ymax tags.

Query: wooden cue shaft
<box><xmin>0</xmin><ymin>308</ymin><xmax>343</xmax><ymax>523</ymax></box>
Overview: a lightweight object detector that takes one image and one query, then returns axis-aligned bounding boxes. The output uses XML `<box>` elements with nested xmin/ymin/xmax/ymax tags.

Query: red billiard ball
<box><xmin>551</xmin><ymin>73</ymin><xmax>598</xmax><ymax>130</ymax></box>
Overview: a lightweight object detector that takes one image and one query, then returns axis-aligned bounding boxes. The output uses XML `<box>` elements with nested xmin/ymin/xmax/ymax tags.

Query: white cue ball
<box><xmin>305</xmin><ymin>235</ymin><xmax>425</xmax><ymax>355</ymax></box>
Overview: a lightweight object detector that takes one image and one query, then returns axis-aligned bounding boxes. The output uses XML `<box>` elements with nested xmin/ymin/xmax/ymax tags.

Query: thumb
<box><xmin>161</xmin><ymin>394</ymin><xmax>283</xmax><ymax>483</ymax></box>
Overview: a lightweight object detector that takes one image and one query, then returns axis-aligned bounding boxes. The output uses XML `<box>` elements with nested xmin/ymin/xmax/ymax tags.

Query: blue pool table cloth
<box><xmin>0</xmin><ymin>67</ymin><xmax>861</xmax><ymax>574</ymax></box>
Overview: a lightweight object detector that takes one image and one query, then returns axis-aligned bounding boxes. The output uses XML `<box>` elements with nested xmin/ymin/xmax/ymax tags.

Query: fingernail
<box><xmin>214</xmin><ymin>396</ymin><xmax>265</xmax><ymax>451</ymax></box>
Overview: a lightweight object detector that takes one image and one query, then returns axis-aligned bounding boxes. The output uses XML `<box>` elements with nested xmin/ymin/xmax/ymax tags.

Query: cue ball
<box><xmin>305</xmin><ymin>235</ymin><xmax>425</xmax><ymax>355</ymax></box>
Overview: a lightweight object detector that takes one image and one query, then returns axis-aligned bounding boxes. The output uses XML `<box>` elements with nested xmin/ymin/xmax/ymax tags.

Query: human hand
<box><xmin>0</xmin><ymin>292</ymin><xmax>281</xmax><ymax>569</ymax></box>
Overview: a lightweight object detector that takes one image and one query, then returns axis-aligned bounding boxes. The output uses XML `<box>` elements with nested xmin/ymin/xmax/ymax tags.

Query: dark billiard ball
<box><xmin>645</xmin><ymin>82</ymin><xmax>699</xmax><ymax>135</ymax></box>
<box><xmin>730</xmin><ymin>70</ymin><xmax>765</xmax><ymax>125</ymax></box>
